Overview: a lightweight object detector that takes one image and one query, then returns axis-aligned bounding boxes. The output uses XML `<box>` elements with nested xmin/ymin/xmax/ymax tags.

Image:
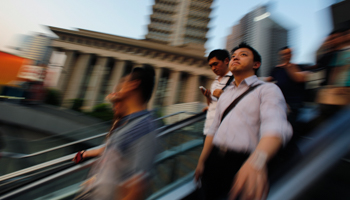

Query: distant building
<box><xmin>145</xmin><ymin>0</ymin><xmax>214</xmax><ymax>53</ymax></box>
<box><xmin>226</xmin><ymin>6</ymin><xmax>289</xmax><ymax>77</ymax></box>
<box><xmin>18</xmin><ymin>34</ymin><xmax>53</xmax><ymax>66</ymax></box>
<box><xmin>48</xmin><ymin>26</ymin><xmax>215</xmax><ymax>111</ymax></box>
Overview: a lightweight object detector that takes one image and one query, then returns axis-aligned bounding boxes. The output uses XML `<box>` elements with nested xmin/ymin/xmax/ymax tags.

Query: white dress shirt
<box><xmin>203</xmin><ymin>71</ymin><xmax>233</xmax><ymax>135</ymax></box>
<box><xmin>207</xmin><ymin>75</ymin><xmax>292</xmax><ymax>153</ymax></box>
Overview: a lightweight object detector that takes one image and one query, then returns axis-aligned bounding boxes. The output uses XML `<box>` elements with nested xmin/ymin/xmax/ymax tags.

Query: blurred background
<box><xmin>0</xmin><ymin>0</ymin><xmax>349</xmax><ymax>199</ymax></box>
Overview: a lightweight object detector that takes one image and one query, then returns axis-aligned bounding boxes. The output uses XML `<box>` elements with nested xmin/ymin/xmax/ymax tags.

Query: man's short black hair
<box><xmin>207</xmin><ymin>49</ymin><xmax>230</xmax><ymax>62</ymax></box>
<box><xmin>129</xmin><ymin>65</ymin><xmax>155</xmax><ymax>103</ymax></box>
<box><xmin>231</xmin><ymin>42</ymin><xmax>262</xmax><ymax>63</ymax></box>
<box><xmin>231</xmin><ymin>42</ymin><xmax>262</xmax><ymax>74</ymax></box>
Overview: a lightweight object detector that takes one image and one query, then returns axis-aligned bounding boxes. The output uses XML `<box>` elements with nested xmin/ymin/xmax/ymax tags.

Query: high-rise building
<box><xmin>226</xmin><ymin>6</ymin><xmax>289</xmax><ymax>77</ymax></box>
<box><xmin>145</xmin><ymin>0</ymin><xmax>213</xmax><ymax>52</ymax></box>
<box><xmin>18</xmin><ymin>34</ymin><xmax>53</xmax><ymax>65</ymax></box>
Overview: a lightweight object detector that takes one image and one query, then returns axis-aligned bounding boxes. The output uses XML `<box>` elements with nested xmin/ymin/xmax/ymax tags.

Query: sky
<box><xmin>0</xmin><ymin>0</ymin><xmax>337</xmax><ymax>64</ymax></box>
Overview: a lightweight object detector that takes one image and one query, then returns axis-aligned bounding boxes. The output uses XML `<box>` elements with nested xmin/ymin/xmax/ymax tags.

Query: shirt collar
<box><xmin>215</xmin><ymin>71</ymin><xmax>233</xmax><ymax>80</ymax></box>
<box><xmin>234</xmin><ymin>75</ymin><xmax>259</xmax><ymax>87</ymax></box>
<box><xmin>118</xmin><ymin>110</ymin><xmax>149</xmax><ymax>125</ymax></box>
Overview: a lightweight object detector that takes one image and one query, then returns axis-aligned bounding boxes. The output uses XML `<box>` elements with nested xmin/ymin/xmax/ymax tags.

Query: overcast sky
<box><xmin>0</xmin><ymin>0</ymin><xmax>336</xmax><ymax>64</ymax></box>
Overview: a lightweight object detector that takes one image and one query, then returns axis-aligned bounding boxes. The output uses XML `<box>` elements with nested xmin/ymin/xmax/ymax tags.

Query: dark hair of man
<box><xmin>231</xmin><ymin>42</ymin><xmax>262</xmax><ymax>74</ymax></box>
<box><xmin>129</xmin><ymin>65</ymin><xmax>155</xmax><ymax>103</ymax></box>
<box><xmin>231</xmin><ymin>42</ymin><xmax>262</xmax><ymax>63</ymax></box>
<box><xmin>279</xmin><ymin>46</ymin><xmax>290</xmax><ymax>52</ymax></box>
<box><xmin>207</xmin><ymin>49</ymin><xmax>230</xmax><ymax>62</ymax></box>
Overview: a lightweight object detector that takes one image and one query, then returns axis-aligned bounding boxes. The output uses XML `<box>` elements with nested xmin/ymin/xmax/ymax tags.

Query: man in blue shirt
<box><xmin>75</xmin><ymin>65</ymin><xmax>158</xmax><ymax>200</ymax></box>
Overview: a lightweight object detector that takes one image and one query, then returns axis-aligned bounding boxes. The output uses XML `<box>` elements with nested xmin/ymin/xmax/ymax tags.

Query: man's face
<box><xmin>106</xmin><ymin>76</ymin><xmax>130</xmax><ymax>118</ymax></box>
<box><xmin>229</xmin><ymin>48</ymin><xmax>259</xmax><ymax>73</ymax></box>
<box><xmin>208</xmin><ymin>57</ymin><xmax>229</xmax><ymax>76</ymax></box>
<box><xmin>279</xmin><ymin>48</ymin><xmax>292</xmax><ymax>63</ymax></box>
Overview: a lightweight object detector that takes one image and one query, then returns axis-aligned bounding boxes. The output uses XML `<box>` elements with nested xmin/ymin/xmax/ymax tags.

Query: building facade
<box><xmin>145</xmin><ymin>0</ymin><xmax>213</xmax><ymax>50</ymax></box>
<box><xmin>226</xmin><ymin>6</ymin><xmax>289</xmax><ymax>77</ymax></box>
<box><xmin>18</xmin><ymin>34</ymin><xmax>53</xmax><ymax>66</ymax></box>
<box><xmin>48</xmin><ymin>26</ymin><xmax>215</xmax><ymax>111</ymax></box>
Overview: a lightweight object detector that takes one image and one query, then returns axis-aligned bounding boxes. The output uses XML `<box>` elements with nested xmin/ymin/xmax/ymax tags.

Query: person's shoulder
<box><xmin>258</xmin><ymin>81</ymin><xmax>283</xmax><ymax>95</ymax></box>
<box><xmin>130</xmin><ymin>113</ymin><xmax>157</xmax><ymax>132</ymax></box>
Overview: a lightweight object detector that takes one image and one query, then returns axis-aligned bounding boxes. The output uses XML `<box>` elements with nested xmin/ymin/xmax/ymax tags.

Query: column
<box><xmin>82</xmin><ymin>57</ymin><xmax>108</xmax><ymax>111</ymax></box>
<box><xmin>164</xmin><ymin>70</ymin><xmax>181</xmax><ymax>106</ymax></box>
<box><xmin>62</xmin><ymin>53</ymin><xmax>91</xmax><ymax>108</ymax></box>
<box><xmin>56</xmin><ymin>50</ymin><xmax>75</xmax><ymax>91</ymax></box>
<box><xmin>148</xmin><ymin>67</ymin><xmax>162</xmax><ymax>109</ymax></box>
<box><xmin>105</xmin><ymin>59</ymin><xmax>126</xmax><ymax>96</ymax></box>
<box><xmin>184</xmin><ymin>74</ymin><xmax>200</xmax><ymax>102</ymax></box>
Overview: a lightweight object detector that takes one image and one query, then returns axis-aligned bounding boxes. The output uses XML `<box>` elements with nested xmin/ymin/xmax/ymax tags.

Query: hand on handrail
<box><xmin>73</xmin><ymin>150</ymin><xmax>85</xmax><ymax>164</ymax></box>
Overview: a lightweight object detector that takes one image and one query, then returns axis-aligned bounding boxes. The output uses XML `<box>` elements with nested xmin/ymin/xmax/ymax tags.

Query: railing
<box><xmin>1</xmin><ymin>111</ymin><xmax>196</xmax><ymax>159</ymax></box>
<box><xmin>0</xmin><ymin>111</ymin><xmax>197</xmax><ymax>176</ymax></box>
<box><xmin>0</xmin><ymin>111</ymin><xmax>207</xmax><ymax>199</ymax></box>
<box><xmin>268</xmin><ymin>107</ymin><xmax>350</xmax><ymax>200</ymax></box>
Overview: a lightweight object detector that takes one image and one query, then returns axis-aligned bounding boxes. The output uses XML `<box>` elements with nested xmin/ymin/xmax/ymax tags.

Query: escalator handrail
<box><xmin>268</xmin><ymin>107</ymin><xmax>350</xmax><ymax>200</ymax></box>
<box><xmin>0</xmin><ymin>158</ymin><xmax>98</xmax><ymax>200</ymax></box>
<box><xmin>1</xmin><ymin>111</ymin><xmax>199</xmax><ymax>159</ymax></box>
<box><xmin>28</xmin><ymin>110</ymin><xmax>196</xmax><ymax>142</ymax></box>
<box><xmin>0</xmin><ymin>111</ymin><xmax>205</xmax><ymax>183</ymax></box>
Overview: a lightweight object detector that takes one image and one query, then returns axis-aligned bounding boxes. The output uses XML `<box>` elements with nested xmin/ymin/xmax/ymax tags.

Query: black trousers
<box><xmin>200</xmin><ymin>146</ymin><xmax>250</xmax><ymax>200</ymax></box>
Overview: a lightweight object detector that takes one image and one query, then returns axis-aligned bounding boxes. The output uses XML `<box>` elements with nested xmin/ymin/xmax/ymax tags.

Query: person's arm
<box><xmin>201</xmin><ymin>88</ymin><xmax>212</xmax><ymax>105</ymax></box>
<box><xmin>265</xmin><ymin>76</ymin><xmax>274</xmax><ymax>82</ymax></box>
<box><xmin>195</xmin><ymin>135</ymin><xmax>214</xmax><ymax>181</ymax></box>
<box><xmin>229</xmin><ymin>136</ymin><xmax>282</xmax><ymax>200</ymax></box>
<box><xmin>117</xmin><ymin>173</ymin><xmax>147</xmax><ymax>200</ymax></box>
<box><xmin>283</xmin><ymin>63</ymin><xmax>309</xmax><ymax>82</ymax></box>
<box><xmin>212</xmin><ymin>89</ymin><xmax>223</xmax><ymax>99</ymax></box>
<box><xmin>83</xmin><ymin>146</ymin><xmax>105</xmax><ymax>158</ymax></box>
<box><xmin>195</xmin><ymin>96</ymin><xmax>223</xmax><ymax>181</ymax></box>
<box><xmin>72</xmin><ymin>146</ymin><xmax>105</xmax><ymax>163</ymax></box>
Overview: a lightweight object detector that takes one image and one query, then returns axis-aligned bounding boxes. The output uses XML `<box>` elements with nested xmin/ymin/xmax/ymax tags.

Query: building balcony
<box><xmin>155</xmin><ymin>0</ymin><xmax>178</xmax><ymax>5</ymax></box>
<box><xmin>190</xmin><ymin>1</ymin><xmax>212</xmax><ymax>10</ymax></box>
<box><xmin>148</xmin><ymin>24</ymin><xmax>172</xmax><ymax>33</ymax></box>
<box><xmin>188</xmin><ymin>10</ymin><xmax>210</xmax><ymax>19</ymax></box>
<box><xmin>184</xmin><ymin>30</ymin><xmax>207</xmax><ymax>39</ymax></box>
<box><xmin>153</xmin><ymin>4</ymin><xmax>176</xmax><ymax>14</ymax></box>
<box><xmin>150</xmin><ymin>13</ymin><xmax>174</xmax><ymax>23</ymax></box>
<box><xmin>186</xmin><ymin>20</ymin><xmax>208</xmax><ymax>29</ymax></box>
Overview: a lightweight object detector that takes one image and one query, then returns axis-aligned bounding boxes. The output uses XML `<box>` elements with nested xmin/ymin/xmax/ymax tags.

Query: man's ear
<box><xmin>127</xmin><ymin>79</ymin><xmax>141</xmax><ymax>92</ymax></box>
<box><xmin>253</xmin><ymin>61</ymin><xmax>261</xmax><ymax>70</ymax></box>
<box><xmin>224</xmin><ymin>57</ymin><xmax>230</xmax><ymax>65</ymax></box>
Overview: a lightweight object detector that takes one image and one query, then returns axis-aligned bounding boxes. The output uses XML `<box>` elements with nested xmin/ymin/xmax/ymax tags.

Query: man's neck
<box><xmin>218</xmin><ymin>69</ymin><xmax>229</xmax><ymax>81</ymax></box>
<box><xmin>124</xmin><ymin>97</ymin><xmax>147</xmax><ymax>116</ymax></box>
<box><xmin>233</xmin><ymin>72</ymin><xmax>255</xmax><ymax>86</ymax></box>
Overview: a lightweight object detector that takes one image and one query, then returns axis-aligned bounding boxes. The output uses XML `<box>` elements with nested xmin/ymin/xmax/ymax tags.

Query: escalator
<box><xmin>0</xmin><ymin>111</ymin><xmax>196</xmax><ymax>176</ymax></box>
<box><xmin>0</xmin><ymin>111</ymin><xmax>206</xmax><ymax>199</ymax></box>
<box><xmin>3</xmin><ymin>107</ymin><xmax>350</xmax><ymax>200</ymax></box>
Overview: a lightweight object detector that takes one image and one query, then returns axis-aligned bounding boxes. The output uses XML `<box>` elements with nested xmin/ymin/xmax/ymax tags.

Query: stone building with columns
<box><xmin>48</xmin><ymin>26</ymin><xmax>215</xmax><ymax>112</ymax></box>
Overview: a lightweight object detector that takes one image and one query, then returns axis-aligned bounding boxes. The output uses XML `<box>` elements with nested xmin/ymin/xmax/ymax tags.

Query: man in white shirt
<box><xmin>195</xmin><ymin>43</ymin><xmax>292</xmax><ymax>200</ymax></box>
<box><xmin>202</xmin><ymin>49</ymin><xmax>233</xmax><ymax>141</ymax></box>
